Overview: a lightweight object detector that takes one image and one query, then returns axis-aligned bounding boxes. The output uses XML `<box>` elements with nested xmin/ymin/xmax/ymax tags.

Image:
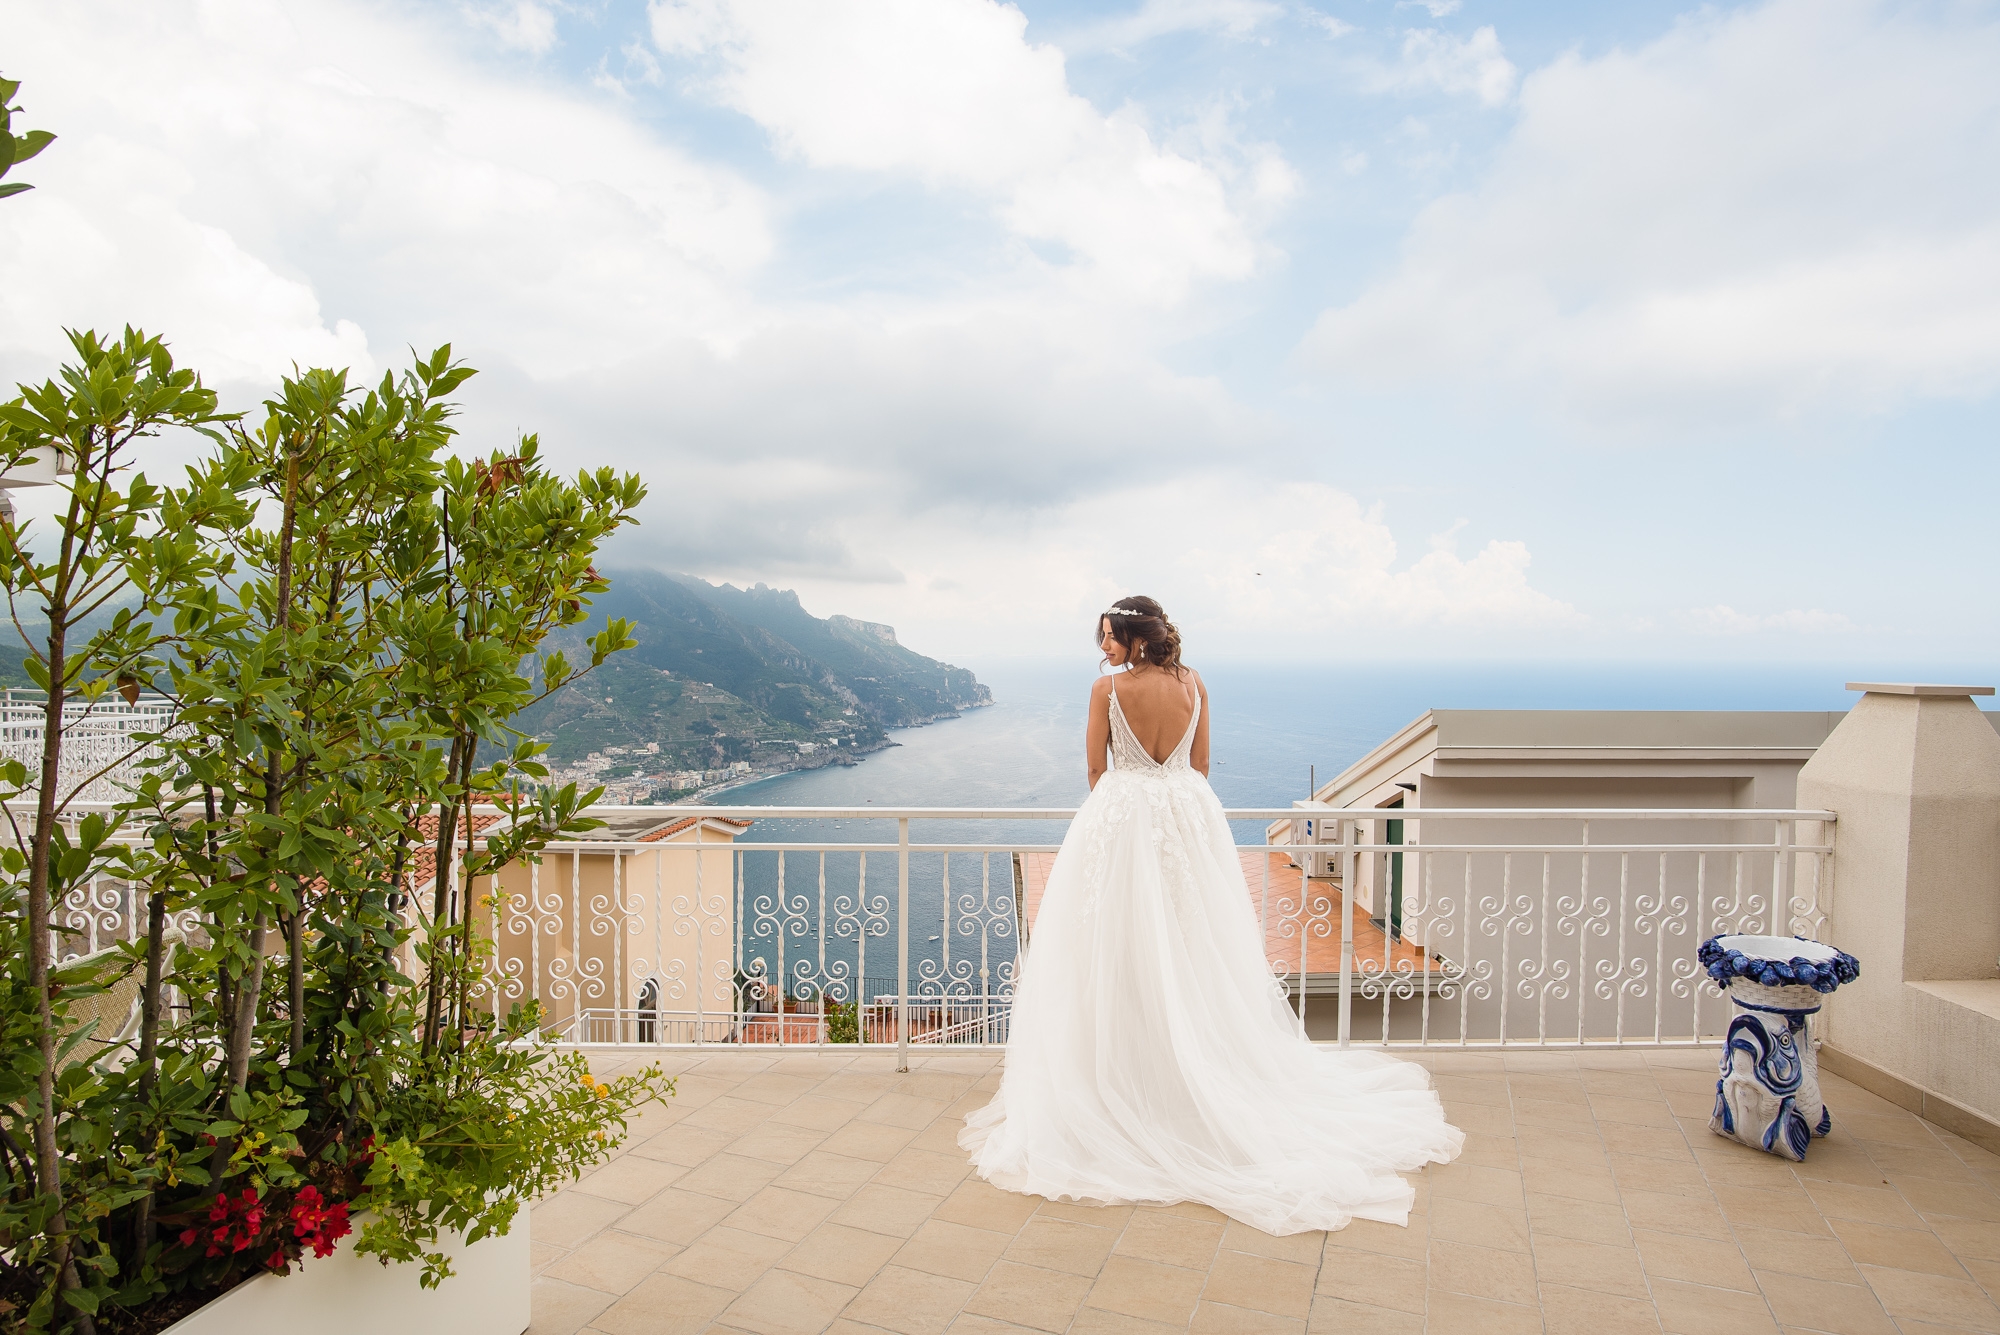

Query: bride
<box><xmin>958</xmin><ymin>596</ymin><xmax>1463</xmax><ymax>1235</ymax></box>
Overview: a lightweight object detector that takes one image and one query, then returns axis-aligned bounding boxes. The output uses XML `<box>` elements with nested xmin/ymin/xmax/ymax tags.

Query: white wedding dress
<box><xmin>959</xmin><ymin>685</ymin><xmax>1464</xmax><ymax>1234</ymax></box>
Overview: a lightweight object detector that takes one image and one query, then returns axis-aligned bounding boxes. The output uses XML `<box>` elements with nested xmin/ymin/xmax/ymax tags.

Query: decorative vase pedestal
<box><xmin>1699</xmin><ymin>934</ymin><xmax>1861</xmax><ymax>1162</ymax></box>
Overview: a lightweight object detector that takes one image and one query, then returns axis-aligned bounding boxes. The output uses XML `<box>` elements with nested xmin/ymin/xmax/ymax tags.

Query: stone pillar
<box><xmin>1798</xmin><ymin>682</ymin><xmax>2000</xmax><ymax>1141</ymax></box>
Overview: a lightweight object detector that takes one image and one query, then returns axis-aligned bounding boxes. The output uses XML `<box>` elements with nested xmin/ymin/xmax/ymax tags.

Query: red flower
<box><xmin>288</xmin><ymin>1184</ymin><xmax>353</xmax><ymax>1260</ymax></box>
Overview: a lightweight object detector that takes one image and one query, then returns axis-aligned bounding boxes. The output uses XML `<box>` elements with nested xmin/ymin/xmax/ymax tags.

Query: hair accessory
<box><xmin>1102</xmin><ymin>604</ymin><xmax>1152</xmax><ymax>618</ymax></box>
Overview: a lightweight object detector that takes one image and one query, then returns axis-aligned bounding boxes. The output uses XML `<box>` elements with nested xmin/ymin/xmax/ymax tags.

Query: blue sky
<box><xmin>2</xmin><ymin>0</ymin><xmax>1996</xmax><ymax>665</ymax></box>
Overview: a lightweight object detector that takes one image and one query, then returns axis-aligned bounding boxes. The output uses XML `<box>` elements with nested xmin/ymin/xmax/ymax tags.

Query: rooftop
<box><xmin>528</xmin><ymin>1048</ymin><xmax>2000</xmax><ymax>1335</ymax></box>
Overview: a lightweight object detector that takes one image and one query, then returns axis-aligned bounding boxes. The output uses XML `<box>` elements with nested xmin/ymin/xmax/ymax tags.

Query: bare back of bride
<box><xmin>957</xmin><ymin>597</ymin><xmax>1463</xmax><ymax>1235</ymax></box>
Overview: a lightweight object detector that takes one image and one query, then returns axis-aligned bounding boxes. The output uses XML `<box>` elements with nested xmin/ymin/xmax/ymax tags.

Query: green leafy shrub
<box><xmin>0</xmin><ymin>332</ymin><xmax>666</xmax><ymax>1332</ymax></box>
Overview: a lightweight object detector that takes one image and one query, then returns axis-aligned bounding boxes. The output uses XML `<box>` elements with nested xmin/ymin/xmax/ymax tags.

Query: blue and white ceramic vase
<box><xmin>1698</xmin><ymin>934</ymin><xmax>1860</xmax><ymax>1161</ymax></box>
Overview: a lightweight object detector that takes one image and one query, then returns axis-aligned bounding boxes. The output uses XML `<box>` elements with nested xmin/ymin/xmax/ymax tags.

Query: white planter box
<box><xmin>162</xmin><ymin>1213</ymin><xmax>529</xmax><ymax>1335</ymax></box>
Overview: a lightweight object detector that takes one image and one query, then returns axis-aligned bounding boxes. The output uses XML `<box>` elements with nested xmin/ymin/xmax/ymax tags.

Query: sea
<box><xmin>705</xmin><ymin>659</ymin><xmax>1992</xmax><ymax>997</ymax></box>
<box><xmin>715</xmin><ymin>658</ymin><xmax>1989</xmax><ymax>812</ymax></box>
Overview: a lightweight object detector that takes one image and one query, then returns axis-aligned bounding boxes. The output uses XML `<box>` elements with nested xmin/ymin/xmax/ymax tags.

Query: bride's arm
<box><xmin>1086</xmin><ymin>676</ymin><xmax>1113</xmax><ymax>790</ymax></box>
<box><xmin>1190</xmin><ymin>671</ymin><xmax>1211</xmax><ymax>777</ymax></box>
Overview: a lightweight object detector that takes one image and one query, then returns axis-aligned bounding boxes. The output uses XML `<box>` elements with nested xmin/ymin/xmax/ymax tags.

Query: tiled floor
<box><xmin>528</xmin><ymin>1048</ymin><xmax>2000</xmax><ymax>1335</ymax></box>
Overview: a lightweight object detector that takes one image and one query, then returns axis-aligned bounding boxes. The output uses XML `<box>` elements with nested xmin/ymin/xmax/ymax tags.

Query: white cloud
<box><xmin>1058</xmin><ymin>0</ymin><xmax>1285</xmax><ymax>53</ymax></box>
<box><xmin>0</xmin><ymin>0</ymin><xmax>771</xmax><ymax>388</ymax></box>
<box><xmin>647</xmin><ymin>0</ymin><xmax>1276</xmax><ymax>303</ymax></box>
<box><xmin>700</xmin><ymin>477</ymin><xmax>1581</xmax><ymax>659</ymax></box>
<box><xmin>1377</xmin><ymin>26</ymin><xmax>1516</xmax><ymax>106</ymax></box>
<box><xmin>463</xmin><ymin>1</ymin><xmax>560</xmax><ymax>54</ymax></box>
<box><xmin>1301</xmin><ymin>0</ymin><xmax>2000</xmax><ymax>425</ymax></box>
<box><xmin>1305</xmin><ymin>13</ymin><xmax>1356</xmax><ymax>39</ymax></box>
<box><xmin>1397</xmin><ymin>0</ymin><xmax>1461</xmax><ymax>16</ymax></box>
<box><xmin>1679</xmin><ymin>606</ymin><xmax>1855</xmax><ymax>636</ymax></box>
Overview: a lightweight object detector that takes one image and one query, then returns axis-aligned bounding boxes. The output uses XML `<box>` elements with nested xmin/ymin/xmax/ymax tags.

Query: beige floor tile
<box><xmin>1612</xmin><ymin>1153</ymin><xmax>1714</xmax><ymax>1199</ymax></box>
<box><xmin>931</xmin><ymin>1178</ymin><xmax>1042</xmax><ymax>1233</ymax></box>
<box><xmin>731</xmin><ymin>1122</ymin><xmax>835</xmax><ymax>1167</ymax></box>
<box><xmin>1527</xmin><ymin>1191</ymin><xmax>1635</xmax><ymax>1245</ymax></box>
<box><xmin>682</xmin><ymin>1096</ymin><xmax>780</xmax><ymax>1135</ymax></box>
<box><xmin>1429</xmin><ymin>1161</ymin><xmax>1528</xmax><ymax>1209</ymax></box>
<box><xmin>540</xmin><ymin>1231</ymin><xmax>679</xmax><ymax>1295</ymax></box>
<box><xmin>529</xmin><ymin>1277</ymin><xmax>618</xmax><ymax>1335</ymax></box>
<box><xmin>1593</xmin><ymin>1093</ymin><xmax>1681</xmax><ymax>1128</ymax></box>
<box><xmin>893</xmin><ymin>1218</ymin><xmax>1016</xmax><ymax>1283</ymax></box>
<box><xmin>1634</xmin><ymin>1228</ymin><xmax>1758</xmax><ymax>1291</ymax></box>
<box><xmin>840</xmin><ymin>1263</ymin><xmax>978</xmax><ymax>1335</ymax></box>
<box><xmin>1712</xmin><ymin>1185</ymin><xmax>1834</xmax><ymax>1237</ymax></box>
<box><xmin>910</xmin><ymin>1118</ymin><xmax>975</xmax><ymax>1156</ymax></box>
<box><xmin>817</xmin><ymin>1072</ymin><xmax>900</xmax><ymax>1103</ymax></box>
<box><xmin>1304</xmin><ymin>1295</ymin><xmax>1424</xmax><ymax>1334</ymax></box>
<box><xmin>736</xmin><ymin>1072</ymin><xmax>825</xmax><ymax>1107</ymax></box>
<box><xmin>614</xmin><ymin>1184</ymin><xmax>738</xmax><ymax>1246</ymax></box>
<box><xmin>1751</xmin><ymin>1271</ymin><xmax>1896</xmax><ymax>1335</ymax></box>
<box><xmin>1666</xmin><ymin>1087</ymin><xmax>1725</xmax><ymax>1118</ymax></box>
<box><xmin>830</xmin><ymin>1183</ymin><xmax>949</xmax><ymax>1239</ymax></box>
<box><xmin>1868</xmin><ymin>1145</ymin><xmax>1980</xmax><ymax>1184</ymax></box>
<box><xmin>1843</xmin><ymin>1112</ymin><xmax>1948</xmax><ymax>1149</ymax></box>
<box><xmin>1432</xmin><ymin>1197</ymin><xmax>1532</xmax><ymax>1252</ymax></box>
<box><xmin>533</xmin><ymin>1190</ymin><xmax>635</xmax><ymax>1249</ymax></box>
<box><xmin>1800</xmin><ymin>1180</ymin><xmax>1925</xmax><ymax>1229</ymax></box>
<box><xmin>1116</xmin><ymin>1209</ymin><xmax>1225</xmax><ymax>1269</ymax></box>
<box><xmin>821</xmin><ymin>1120</ymin><xmax>923</xmax><ymax>1163</ymax></box>
<box><xmin>781</xmin><ymin>1221</ymin><xmax>906</xmax><ymax>1287</ymax></box>
<box><xmin>1603</xmin><ymin>1121</ymin><xmax>1698</xmax><ymax>1163</ymax></box>
<box><xmin>722</xmin><ymin>1267</ymin><xmax>860</xmax><ymax>1335</ymax></box>
<box><xmin>1001</xmin><ymin>1215</ymin><xmax>1120</xmax><ymax>1277</ymax></box>
<box><xmin>1691</xmin><ymin>1149</ymin><xmax>1804</xmax><ymax>1191</ymax></box>
<box><xmin>1458</xmin><ymin>1131</ymin><xmax>1523</xmax><ymax>1167</ymax></box>
<box><xmin>1508</xmin><ymin>1074</ymin><xmax>1591</xmax><ymax>1103</ymax></box>
<box><xmin>1534</xmin><ymin>1234</ymin><xmax>1650</xmax><ymax>1298</ymax></box>
<box><xmin>1189</xmin><ymin>1299</ymin><xmax>1306</xmax><ymax>1334</ymax></box>
<box><xmin>661</xmin><ymin>1226</ymin><xmax>791</xmax><ymax>1292</ymax></box>
<box><xmin>1859</xmin><ymin>1263</ymin><xmax>2000</xmax><ymax>1328</ymax></box>
<box><xmin>593</xmin><ymin>1272</ymin><xmax>737</xmax><ymax>1335</ymax></box>
<box><xmin>767</xmin><ymin>1094</ymin><xmax>870</xmax><ymax>1133</ymax></box>
<box><xmin>1648</xmin><ymin>1278</ymin><xmax>1779</xmax><ymax>1335</ymax></box>
<box><xmin>1424</xmin><ymin>1290</ymin><xmax>1545</xmax><ymax>1334</ymax></box>
<box><xmin>727</xmin><ymin>1185</ymin><xmax>844</xmax><ymax>1244</ymax></box>
<box><xmin>779</xmin><ymin>1151</ymin><xmax>887</xmax><ymax>1200</ymax></box>
<box><xmin>572</xmin><ymin>1154</ymin><xmax>691</xmax><ymax>1206</ymax></box>
<box><xmin>1826</xmin><ymin>1217</ymin><xmax>1966</xmax><ymax>1277</ymax></box>
<box><xmin>1963</xmin><ymin>1253</ymin><xmax>2000</xmax><ymax>1296</ymax></box>
<box><xmin>1320</xmin><ymin>1214</ymin><xmax>1428</xmax><ymax>1260</ymax></box>
<box><xmin>860</xmin><ymin>1092</ymin><xmax>952</xmax><ymax>1130</ymax></box>
<box><xmin>1582</xmin><ymin>1069</ymin><xmax>1666</xmax><ymax>1097</ymax></box>
<box><xmin>1219</xmin><ymin>1219</ymin><xmax>1323</xmax><ymax>1264</ymax></box>
<box><xmin>1437</xmin><ymin>1074</ymin><xmax>1514</xmax><ymax>1107</ymax></box>
<box><xmin>1894</xmin><ymin>1178</ymin><xmax>2000</xmax><ymax>1222</ymax></box>
<box><xmin>630</xmin><ymin>1123</ymin><xmax>736</xmax><ymax>1168</ymax></box>
<box><xmin>1520</xmin><ymin>1123</ymin><xmax>1605</xmax><ymax>1161</ymax></box>
<box><xmin>870</xmin><ymin>1147</ymin><xmax>974</xmax><ymax>1196</ymax></box>
<box><xmin>1082</xmin><ymin>1254</ymin><xmax>1207</xmax><ymax>1324</ymax></box>
<box><xmin>676</xmin><ymin>1152</ymin><xmax>787</xmax><ymax>1204</ymax></box>
<box><xmin>1033</xmin><ymin>1198</ymin><xmax>1135</xmax><ymax>1228</ymax></box>
<box><xmin>1315</xmin><ymin>1247</ymin><xmax>1424</xmax><ymax>1314</ymax></box>
<box><xmin>1429</xmin><ymin>1237</ymin><xmax>1539</xmax><ymax>1305</ymax></box>
<box><xmin>1526</xmin><ymin>1154</ymin><xmax>1625</xmax><ymax>1204</ymax></box>
<box><xmin>1067</xmin><ymin>1307</ymin><xmax>1185</xmax><ymax>1335</ymax></box>
<box><xmin>531</xmin><ymin>1240</ymin><xmax>566</xmax><ymax>1272</ymax></box>
<box><xmin>963</xmin><ymin>1260</ymin><xmax>1095</xmax><ymax>1332</ymax></box>
<box><xmin>1617</xmin><ymin>1192</ymin><xmax>1728</xmax><ymax>1244</ymax></box>
<box><xmin>1516</xmin><ymin>1097</ymin><xmax>1601</xmax><ymax>1129</ymax></box>
<box><xmin>1203</xmin><ymin>1249</ymin><xmax>1317</xmax><ymax>1319</ymax></box>
<box><xmin>1769</xmin><ymin>1216</ymin><xmax>1876</xmax><ymax>1291</ymax></box>
<box><xmin>1926</xmin><ymin>1212</ymin><xmax>2000</xmax><ymax>1262</ymax></box>
<box><xmin>1449</xmin><ymin>1104</ymin><xmax>1519</xmax><ymax>1140</ymax></box>
<box><xmin>1540</xmin><ymin>1282</ymin><xmax>1664</xmax><ymax>1335</ymax></box>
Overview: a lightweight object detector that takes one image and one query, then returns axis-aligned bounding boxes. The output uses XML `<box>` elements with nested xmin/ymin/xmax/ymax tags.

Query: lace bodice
<box><xmin>1108</xmin><ymin>685</ymin><xmax>1199</xmax><ymax>773</ymax></box>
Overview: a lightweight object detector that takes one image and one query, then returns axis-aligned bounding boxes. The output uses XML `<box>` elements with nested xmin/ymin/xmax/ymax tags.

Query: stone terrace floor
<box><xmin>527</xmin><ymin>1048</ymin><xmax>2000</xmax><ymax>1335</ymax></box>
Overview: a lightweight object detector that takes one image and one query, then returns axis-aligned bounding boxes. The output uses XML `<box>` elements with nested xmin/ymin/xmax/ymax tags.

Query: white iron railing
<box><xmin>17</xmin><ymin>802</ymin><xmax>1835</xmax><ymax>1070</ymax></box>
<box><xmin>0</xmin><ymin>690</ymin><xmax>175</xmax><ymax>803</ymax></box>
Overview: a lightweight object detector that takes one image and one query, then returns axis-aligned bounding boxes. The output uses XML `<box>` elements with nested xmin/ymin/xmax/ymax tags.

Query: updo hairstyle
<box><xmin>1097</xmin><ymin>596</ymin><xmax>1186</xmax><ymax>678</ymax></box>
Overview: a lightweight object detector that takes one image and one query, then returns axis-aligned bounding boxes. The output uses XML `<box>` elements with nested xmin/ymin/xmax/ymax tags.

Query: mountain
<box><xmin>512</xmin><ymin>570</ymin><xmax>992</xmax><ymax>797</ymax></box>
